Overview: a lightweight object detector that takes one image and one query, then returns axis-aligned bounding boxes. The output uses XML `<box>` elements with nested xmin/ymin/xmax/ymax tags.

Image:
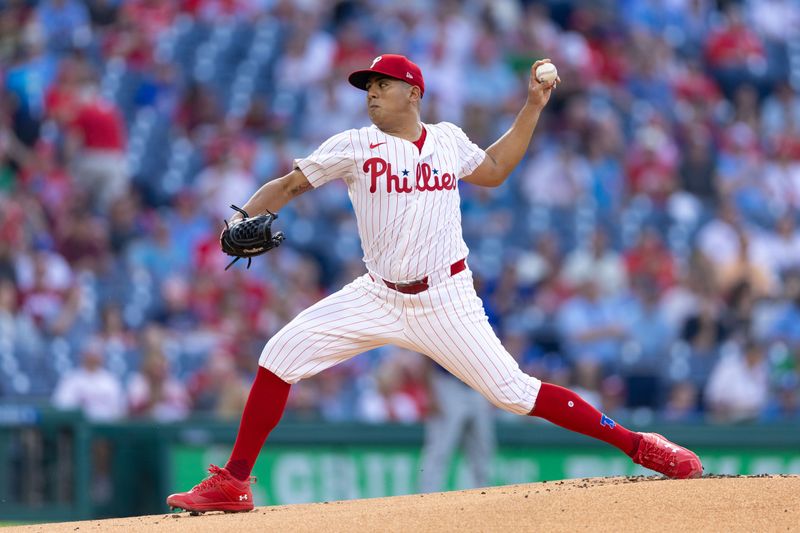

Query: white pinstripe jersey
<box><xmin>295</xmin><ymin>122</ymin><xmax>486</xmax><ymax>282</ymax></box>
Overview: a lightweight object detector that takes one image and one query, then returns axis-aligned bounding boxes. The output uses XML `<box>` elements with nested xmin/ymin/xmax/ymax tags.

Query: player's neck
<box><xmin>376</xmin><ymin>118</ymin><xmax>422</xmax><ymax>143</ymax></box>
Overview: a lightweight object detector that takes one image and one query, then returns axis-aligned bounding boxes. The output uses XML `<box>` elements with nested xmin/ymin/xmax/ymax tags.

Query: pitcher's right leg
<box><xmin>168</xmin><ymin>275</ymin><xmax>407</xmax><ymax>512</ymax></box>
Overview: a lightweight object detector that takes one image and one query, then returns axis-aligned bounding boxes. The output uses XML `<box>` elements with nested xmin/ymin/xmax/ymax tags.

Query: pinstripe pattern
<box><xmin>404</xmin><ymin>270</ymin><xmax>540</xmax><ymax>414</ymax></box>
<box><xmin>260</xmin><ymin>270</ymin><xmax>540</xmax><ymax>413</ymax></box>
<box><xmin>294</xmin><ymin>122</ymin><xmax>483</xmax><ymax>282</ymax></box>
<box><xmin>259</xmin><ymin>275</ymin><xmax>408</xmax><ymax>383</ymax></box>
<box><xmin>264</xmin><ymin>121</ymin><xmax>541</xmax><ymax>412</ymax></box>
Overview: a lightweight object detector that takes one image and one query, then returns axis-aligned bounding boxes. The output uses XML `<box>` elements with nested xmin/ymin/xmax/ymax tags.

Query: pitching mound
<box><xmin>7</xmin><ymin>475</ymin><xmax>799</xmax><ymax>532</ymax></box>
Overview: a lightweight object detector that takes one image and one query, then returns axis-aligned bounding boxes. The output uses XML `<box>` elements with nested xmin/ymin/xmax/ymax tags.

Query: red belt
<box><xmin>377</xmin><ymin>258</ymin><xmax>467</xmax><ymax>295</ymax></box>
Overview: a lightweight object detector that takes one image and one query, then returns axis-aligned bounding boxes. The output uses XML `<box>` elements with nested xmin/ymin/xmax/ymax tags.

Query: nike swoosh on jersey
<box><xmin>369</xmin><ymin>142</ymin><xmax>386</xmax><ymax>149</ymax></box>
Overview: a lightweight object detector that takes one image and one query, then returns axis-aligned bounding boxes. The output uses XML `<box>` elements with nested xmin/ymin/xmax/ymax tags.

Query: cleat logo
<box><xmin>239</xmin><ymin>494</ymin><xmax>248</xmax><ymax>501</ymax></box>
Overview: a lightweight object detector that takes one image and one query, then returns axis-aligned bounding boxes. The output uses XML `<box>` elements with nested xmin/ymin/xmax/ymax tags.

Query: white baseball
<box><xmin>535</xmin><ymin>63</ymin><xmax>558</xmax><ymax>84</ymax></box>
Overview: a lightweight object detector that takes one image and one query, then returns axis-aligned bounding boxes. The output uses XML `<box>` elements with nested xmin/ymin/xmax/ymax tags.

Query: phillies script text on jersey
<box><xmin>295</xmin><ymin>121</ymin><xmax>484</xmax><ymax>281</ymax></box>
<box><xmin>364</xmin><ymin>157</ymin><xmax>456</xmax><ymax>194</ymax></box>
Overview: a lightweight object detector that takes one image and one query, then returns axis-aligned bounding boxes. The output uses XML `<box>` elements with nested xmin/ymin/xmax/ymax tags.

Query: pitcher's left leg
<box><xmin>403</xmin><ymin>270</ymin><xmax>540</xmax><ymax>415</ymax></box>
<box><xmin>406</xmin><ymin>270</ymin><xmax>702</xmax><ymax>480</ymax></box>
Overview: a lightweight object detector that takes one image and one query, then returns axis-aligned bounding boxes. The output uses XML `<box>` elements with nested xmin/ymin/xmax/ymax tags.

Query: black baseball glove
<box><xmin>220</xmin><ymin>204</ymin><xmax>285</xmax><ymax>270</ymax></box>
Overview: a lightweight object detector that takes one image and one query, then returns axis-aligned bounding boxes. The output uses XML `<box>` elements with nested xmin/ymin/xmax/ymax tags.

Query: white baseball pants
<box><xmin>259</xmin><ymin>268</ymin><xmax>541</xmax><ymax>415</ymax></box>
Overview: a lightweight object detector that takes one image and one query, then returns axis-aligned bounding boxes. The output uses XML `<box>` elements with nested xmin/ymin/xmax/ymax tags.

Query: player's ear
<box><xmin>409</xmin><ymin>85</ymin><xmax>421</xmax><ymax>103</ymax></box>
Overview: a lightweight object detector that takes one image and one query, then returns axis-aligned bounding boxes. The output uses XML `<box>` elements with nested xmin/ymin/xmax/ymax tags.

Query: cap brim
<box><xmin>348</xmin><ymin>69</ymin><xmax>407</xmax><ymax>91</ymax></box>
<box><xmin>347</xmin><ymin>70</ymin><xmax>374</xmax><ymax>90</ymax></box>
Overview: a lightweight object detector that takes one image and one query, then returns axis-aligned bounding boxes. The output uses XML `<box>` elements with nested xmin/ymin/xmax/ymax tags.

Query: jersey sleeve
<box><xmin>294</xmin><ymin>131</ymin><xmax>356</xmax><ymax>188</ymax></box>
<box><xmin>441</xmin><ymin>122</ymin><xmax>486</xmax><ymax>178</ymax></box>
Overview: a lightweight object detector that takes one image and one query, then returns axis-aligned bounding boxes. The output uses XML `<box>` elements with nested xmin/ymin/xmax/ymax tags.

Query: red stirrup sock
<box><xmin>529</xmin><ymin>383</ymin><xmax>642</xmax><ymax>457</ymax></box>
<box><xmin>225</xmin><ymin>366</ymin><xmax>291</xmax><ymax>481</ymax></box>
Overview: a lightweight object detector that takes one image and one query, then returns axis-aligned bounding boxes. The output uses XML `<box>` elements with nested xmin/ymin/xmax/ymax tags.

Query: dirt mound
<box><xmin>7</xmin><ymin>475</ymin><xmax>799</xmax><ymax>533</ymax></box>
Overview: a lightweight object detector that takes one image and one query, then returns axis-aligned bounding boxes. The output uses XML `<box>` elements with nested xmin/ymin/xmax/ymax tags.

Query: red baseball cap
<box><xmin>348</xmin><ymin>54</ymin><xmax>425</xmax><ymax>97</ymax></box>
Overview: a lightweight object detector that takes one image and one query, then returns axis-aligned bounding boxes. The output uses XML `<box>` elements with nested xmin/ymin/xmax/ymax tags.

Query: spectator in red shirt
<box><xmin>103</xmin><ymin>15</ymin><xmax>154</xmax><ymax>71</ymax></box>
<box><xmin>44</xmin><ymin>55</ymin><xmax>84</xmax><ymax>125</ymax></box>
<box><xmin>704</xmin><ymin>5</ymin><xmax>768</xmax><ymax>98</ymax></box>
<box><xmin>359</xmin><ymin>348</ymin><xmax>430</xmax><ymax>423</ymax></box>
<box><xmin>119</xmin><ymin>0</ymin><xmax>176</xmax><ymax>45</ymax></box>
<box><xmin>625</xmin><ymin>125</ymin><xmax>678</xmax><ymax>207</ymax></box>
<box><xmin>66</xmin><ymin>78</ymin><xmax>128</xmax><ymax>212</ymax></box>
<box><xmin>624</xmin><ymin>227</ymin><xmax>677</xmax><ymax>293</ymax></box>
<box><xmin>673</xmin><ymin>59</ymin><xmax>723</xmax><ymax>107</ymax></box>
<box><xmin>332</xmin><ymin>19</ymin><xmax>377</xmax><ymax>75</ymax></box>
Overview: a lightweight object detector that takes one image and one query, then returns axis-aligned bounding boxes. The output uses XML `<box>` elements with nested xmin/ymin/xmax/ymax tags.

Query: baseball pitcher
<box><xmin>168</xmin><ymin>54</ymin><xmax>702</xmax><ymax>514</ymax></box>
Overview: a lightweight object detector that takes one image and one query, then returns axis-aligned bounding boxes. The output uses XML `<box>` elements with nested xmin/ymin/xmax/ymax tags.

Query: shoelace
<box><xmin>192</xmin><ymin>464</ymin><xmax>228</xmax><ymax>492</ymax></box>
<box><xmin>643</xmin><ymin>439</ymin><xmax>677</xmax><ymax>467</ymax></box>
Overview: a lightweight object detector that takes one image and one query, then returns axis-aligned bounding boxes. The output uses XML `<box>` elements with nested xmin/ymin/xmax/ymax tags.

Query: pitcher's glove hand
<box><xmin>220</xmin><ymin>204</ymin><xmax>285</xmax><ymax>270</ymax></box>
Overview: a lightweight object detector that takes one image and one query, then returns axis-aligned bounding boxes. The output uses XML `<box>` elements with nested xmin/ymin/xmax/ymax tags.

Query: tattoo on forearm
<box><xmin>289</xmin><ymin>182</ymin><xmax>313</xmax><ymax>197</ymax></box>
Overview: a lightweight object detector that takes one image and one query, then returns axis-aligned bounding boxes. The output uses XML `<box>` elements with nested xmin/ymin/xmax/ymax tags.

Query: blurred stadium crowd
<box><xmin>1</xmin><ymin>0</ymin><xmax>799</xmax><ymax>426</ymax></box>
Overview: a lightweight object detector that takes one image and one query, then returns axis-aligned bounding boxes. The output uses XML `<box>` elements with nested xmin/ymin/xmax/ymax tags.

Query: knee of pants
<box><xmin>486</xmin><ymin>394</ymin><xmax>531</xmax><ymax>415</ymax></box>
<box><xmin>482</xmin><ymin>375</ymin><xmax>540</xmax><ymax>415</ymax></box>
<box><xmin>258</xmin><ymin>338</ymin><xmax>305</xmax><ymax>384</ymax></box>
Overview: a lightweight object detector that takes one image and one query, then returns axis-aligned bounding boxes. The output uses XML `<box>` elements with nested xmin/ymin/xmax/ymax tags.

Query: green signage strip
<box><xmin>171</xmin><ymin>444</ymin><xmax>800</xmax><ymax>506</ymax></box>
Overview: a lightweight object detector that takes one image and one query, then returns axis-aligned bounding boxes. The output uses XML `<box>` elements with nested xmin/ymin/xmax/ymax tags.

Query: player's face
<box><xmin>365</xmin><ymin>75</ymin><xmax>413</xmax><ymax>125</ymax></box>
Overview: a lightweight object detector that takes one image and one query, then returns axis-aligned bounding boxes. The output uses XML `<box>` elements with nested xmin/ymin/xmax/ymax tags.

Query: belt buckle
<box><xmin>394</xmin><ymin>279</ymin><xmax>424</xmax><ymax>289</ymax></box>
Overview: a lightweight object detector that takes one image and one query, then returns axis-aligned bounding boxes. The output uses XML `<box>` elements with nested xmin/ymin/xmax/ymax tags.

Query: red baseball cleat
<box><xmin>167</xmin><ymin>464</ymin><xmax>255</xmax><ymax>514</ymax></box>
<box><xmin>632</xmin><ymin>432</ymin><xmax>703</xmax><ymax>479</ymax></box>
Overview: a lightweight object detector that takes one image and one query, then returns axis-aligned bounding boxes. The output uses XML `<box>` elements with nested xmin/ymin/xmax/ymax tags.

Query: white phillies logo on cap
<box><xmin>371</xmin><ymin>56</ymin><xmax>382</xmax><ymax>68</ymax></box>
